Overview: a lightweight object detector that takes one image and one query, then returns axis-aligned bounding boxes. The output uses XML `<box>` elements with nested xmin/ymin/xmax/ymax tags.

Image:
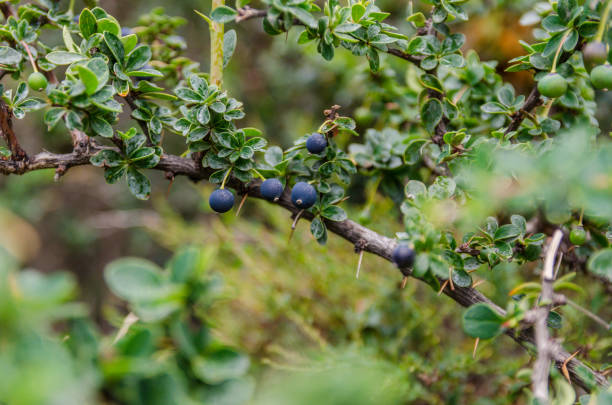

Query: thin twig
<box><xmin>566</xmin><ymin>299</ymin><xmax>611</xmax><ymax>330</ymax></box>
<box><xmin>532</xmin><ymin>229</ymin><xmax>564</xmax><ymax>403</ymax></box>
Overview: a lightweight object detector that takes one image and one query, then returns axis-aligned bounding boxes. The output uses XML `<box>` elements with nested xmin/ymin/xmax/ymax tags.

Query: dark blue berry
<box><xmin>121</xmin><ymin>27</ymin><xmax>133</xmax><ymax>37</ymax></box>
<box><xmin>392</xmin><ymin>244</ymin><xmax>415</xmax><ymax>272</ymax></box>
<box><xmin>260</xmin><ymin>178</ymin><xmax>284</xmax><ymax>201</ymax></box>
<box><xmin>306</xmin><ymin>133</ymin><xmax>327</xmax><ymax>154</ymax></box>
<box><xmin>209</xmin><ymin>189</ymin><xmax>234</xmax><ymax>213</ymax></box>
<box><xmin>291</xmin><ymin>182</ymin><xmax>317</xmax><ymax>209</ymax></box>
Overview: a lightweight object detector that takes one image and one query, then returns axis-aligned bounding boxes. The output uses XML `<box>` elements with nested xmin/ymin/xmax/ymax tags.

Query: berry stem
<box><xmin>68</xmin><ymin>0</ymin><xmax>75</xmax><ymax>15</ymax></box>
<box><xmin>578</xmin><ymin>207</ymin><xmax>584</xmax><ymax>226</ymax></box>
<box><xmin>21</xmin><ymin>41</ymin><xmax>38</xmax><ymax>73</ymax></box>
<box><xmin>596</xmin><ymin>0</ymin><xmax>612</xmax><ymax>43</ymax></box>
<box><xmin>251</xmin><ymin>168</ymin><xmax>266</xmax><ymax>180</ymax></box>
<box><xmin>220</xmin><ymin>167</ymin><xmax>232</xmax><ymax>189</ymax></box>
<box><xmin>317</xmin><ymin>120</ymin><xmax>335</xmax><ymax>134</ymax></box>
<box><xmin>541</xmin><ymin>99</ymin><xmax>554</xmax><ymax>119</ymax></box>
<box><xmin>551</xmin><ymin>29</ymin><xmax>571</xmax><ymax>73</ymax></box>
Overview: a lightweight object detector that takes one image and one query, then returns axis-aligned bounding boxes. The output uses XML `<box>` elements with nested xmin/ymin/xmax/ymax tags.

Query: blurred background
<box><xmin>2</xmin><ymin>1</ymin><xmax>610</xmax><ymax>404</ymax></box>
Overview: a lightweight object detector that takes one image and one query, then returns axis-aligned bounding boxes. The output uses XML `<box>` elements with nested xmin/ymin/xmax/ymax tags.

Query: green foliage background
<box><xmin>1</xmin><ymin>0</ymin><xmax>611</xmax><ymax>404</ymax></box>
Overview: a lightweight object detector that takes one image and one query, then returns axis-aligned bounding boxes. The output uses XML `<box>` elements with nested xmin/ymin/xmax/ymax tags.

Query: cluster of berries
<box><xmin>538</xmin><ymin>41</ymin><xmax>612</xmax><ymax>99</ymax></box>
<box><xmin>209</xmin><ymin>133</ymin><xmax>328</xmax><ymax>213</ymax></box>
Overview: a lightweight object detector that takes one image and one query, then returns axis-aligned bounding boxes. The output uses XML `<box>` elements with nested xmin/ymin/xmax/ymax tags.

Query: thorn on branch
<box><xmin>354</xmin><ymin>239</ymin><xmax>367</xmax><ymax>279</ymax></box>
<box><xmin>165</xmin><ymin>172</ymin><xmax>175</xmax><ymax>196</ymax></box>
<box><xmin>236</xmin><ymin>193</ymin><xmax>248</xmax><ymax>217</ymax></box>
<box><xmin>561</xmin><ymin>349</ymin><xmax>581</xmax><ymax>384</ymax></box>
<box><xmin>288</xmin><ymin>209</ymin><xmax>304</xmax><ymax>242</ymax></box>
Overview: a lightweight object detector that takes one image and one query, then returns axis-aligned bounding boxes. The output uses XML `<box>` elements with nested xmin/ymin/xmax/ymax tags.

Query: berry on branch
<box><xmin>28</xmin><ymin>72</ymin><xmax>48</xmax><ymax>91</ymax></box>
<box><xmin>209</xmin><ymin>189</ymin><xmax>235</xmax><ymax>213</ymax></box>
<box><xmin>291</xmin><ymin>182</ymin><xmax>317</xmax><ymax>209</ymax></box>
<box><xmin>260</xmin><ymin>178</ymin><xmax>284</xmax><ymax>202</ymax></box>
<box><xmin>537</xmin><ymin>73</ymin><xmax>568</xmax><ymax>98</ymax></box>
<box><xmin>306</xmin><ymin>133</ymin><xmax>327</xmax><ymax>154</ymax></box>
<box><xmin>392</xmin><ymin>244</ymin><xmax>415</xmax><ymax>275</ymax></box>
<box><xmin>590</xmin><ymin>64</ymin><xmax>612</xmax><ymax>90</ymax></box>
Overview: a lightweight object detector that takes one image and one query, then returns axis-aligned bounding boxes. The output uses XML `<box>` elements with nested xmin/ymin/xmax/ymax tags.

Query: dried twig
<box><xmin>532</xmin><ymin>229</ymin><xmax>564</xmax><ymax>402</ymax></box>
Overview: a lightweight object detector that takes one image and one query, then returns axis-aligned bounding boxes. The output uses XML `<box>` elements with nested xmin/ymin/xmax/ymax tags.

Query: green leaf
<box><xmin>321</xmin><ymin>205</ymin><xmax>347</xmax><ymax>222</ymax></box>
<box><xmin>421</xmin><ymin>99</ymin><xmax>443</xmax><ymax>133</ymax></box>
<box><xmin>79</xmin><ymin>9</ymin><xmax>97</xmax><ymax>38</ymax></box>
<box><xmin>169</xmin><ymin>246</ymin><xmax>206</xmax><ymax>283</ymax></box>
<box><xmin>242</xmin><ymin>127</ymin><xmax>262</xmax><ymax>137</ymax></box>
<box><xmin>86</xmin><ymin>58</ymin><xmax>110</xmax><ymax>92</ymax></box>
<box><xmin>335</xmin><ymin>23</ymin><xmax>360</xmax><ymax>34</ymax></box>
<box><xmin>13</xmin><ymin>82</ymin><xmax>28</xmax><ymax>104</ymax></box>
<box><xmin>126</xmin><ymin>168</ymin><xmax>151</xmax><ymax>200</ymax></box>
<box><xmin>62</xmin><ymin>25</ymin><xmax>78</xmax><ymax>53</ymax></box>
<box><xmin>265</xmin><ymin>146</ymin><xmax>283</xmax><ymax>166</ymax></box>
<box><xmin>0</xmin><ymin>46</ymin><xmax>22</xmax><ymax>65</ymax></box>
<box><xmin>104</xmin><ymin>258</ymin><xmax>167</xmax><ymax>302</ymax></box>
<box><xmin>44</xmin><ymin>107</ymin><xmax>65</xmax><ymax>130</ymax></box>
<box><xmin>542</xmin><ymin>15</ymin><xmax>567</xmax><ymax>33</ymax></box>
<box><xmin>46</xmin><ymin>51</ymin><xmax>86</xmax><ymax>65</ymax></box>
<box><xmin>405</xmin><ymin>180</ymin><xmax>427</xmax><ymax>199</ymax></box>
<box><xmin>104</xmin><ymin>165</ymin><xmax>127</xmax><ymax>183</ymax></box>
<box><xmin>176</xmin><ymin>87</ymin><xmax>203</xmax><ymax>103</ymax></box>
<box><xmin>289</xmin><ymin>7</ymin><xmax>317</xmax><ymax>29</ymax></box>
<box><xmin>588</xmin><ymin>249</ymin><xmax>612</xmax><ymax>283</ymax></box>
<box><xmin>192</xmin><ymin>348</ymin><xmax>249</xmax><ymax>384</ymax></box>
<box><xmin>121</xmin><ymin>33</ymin><xmax>138</xmax><ymax>54</ymax></box>
<box><xmin>404</xmin><ymin>139</ymin><xmax>428</xmax><ymax>165</ymax></box>
<box><xmin>90</xmin><ymin>116</ymin><xmax>113</xmax><ymax>138</ymax></box>
<box><xmin>511</xmin><ymin>215</ymin><xmax>527</xmax><ymax>234</ymax></box>
<box><xmin>129</xmin><ymin>147</ymin><xmax>156</xmax><ymax>162</ymax></box>
<box><xmin>351</xmin><ymin>3</ymin><xmax>366</xmax><ymax>21</ymax></box>
<box><xmin>97</xmin><ymin>17</ymin><xmax>120</xmax><ymax>36</ymax></box>
<box><xmin>223</xmin><ymin>29</ymin><xmax>237</xmax><ymax>68</ymax></box>
<box><xmin>77</xmin><ymin>66</ymin><xmax>99</xmax><ymax>95</ymax></box>
<box><xmin>210</xmin><ymin>6</ymin><xmax>237</xmax><ymax>24</ymax></box>
<box><xmin>65</xmin><ymin>111</ymin><xmax>83</xmax><ymax>131</ymax></box>
<box><xmin>451</xmin><ymin>269</ymin><xmax>473</xmax><ymax>288</ymax></box>
<box><xmin>481</xmin><ymin>102</ymin><xmax>508</xmax><ymax>114</ymax></box>
<box><xmin>547</xmin><ymin>311</ymin><xmax>563</xmax><ymax>329</ymax></box>
<box><xmin>462</xmin><ymin>303</ymin><xmax>504</xmax><ymax>339</ymax></box>
<box><xmin>494</xmin><ymin>224</ymin><xmax>522</xmax><ymax>241</ymax></box>
<box><xmin>103</xmin><ymin>32</ymin><xmax>125</xmax><ymax>65</ymax></box>
<box><xmin>125</xmin><ymin>45</ymin><xmax>152</xmax><ymax>72</ymax></box>
<box><xmin>407</xmin><ymin>12</ymin><xmax>426</xmax><ymax>27</ymax></box>
<box><xmin>90</xmin><ymin>149</ymin><xmax>123</xmax><ymax>167</ymax></box>
<box><xmin>420</xmin><ymin>74</ymin><xmax>443</xmax><ymax>93</ymax></box>
<box><xmin>310</xmin><ymin>217</ymin><xmax>327</xmax><ymax>245</ymax></box>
